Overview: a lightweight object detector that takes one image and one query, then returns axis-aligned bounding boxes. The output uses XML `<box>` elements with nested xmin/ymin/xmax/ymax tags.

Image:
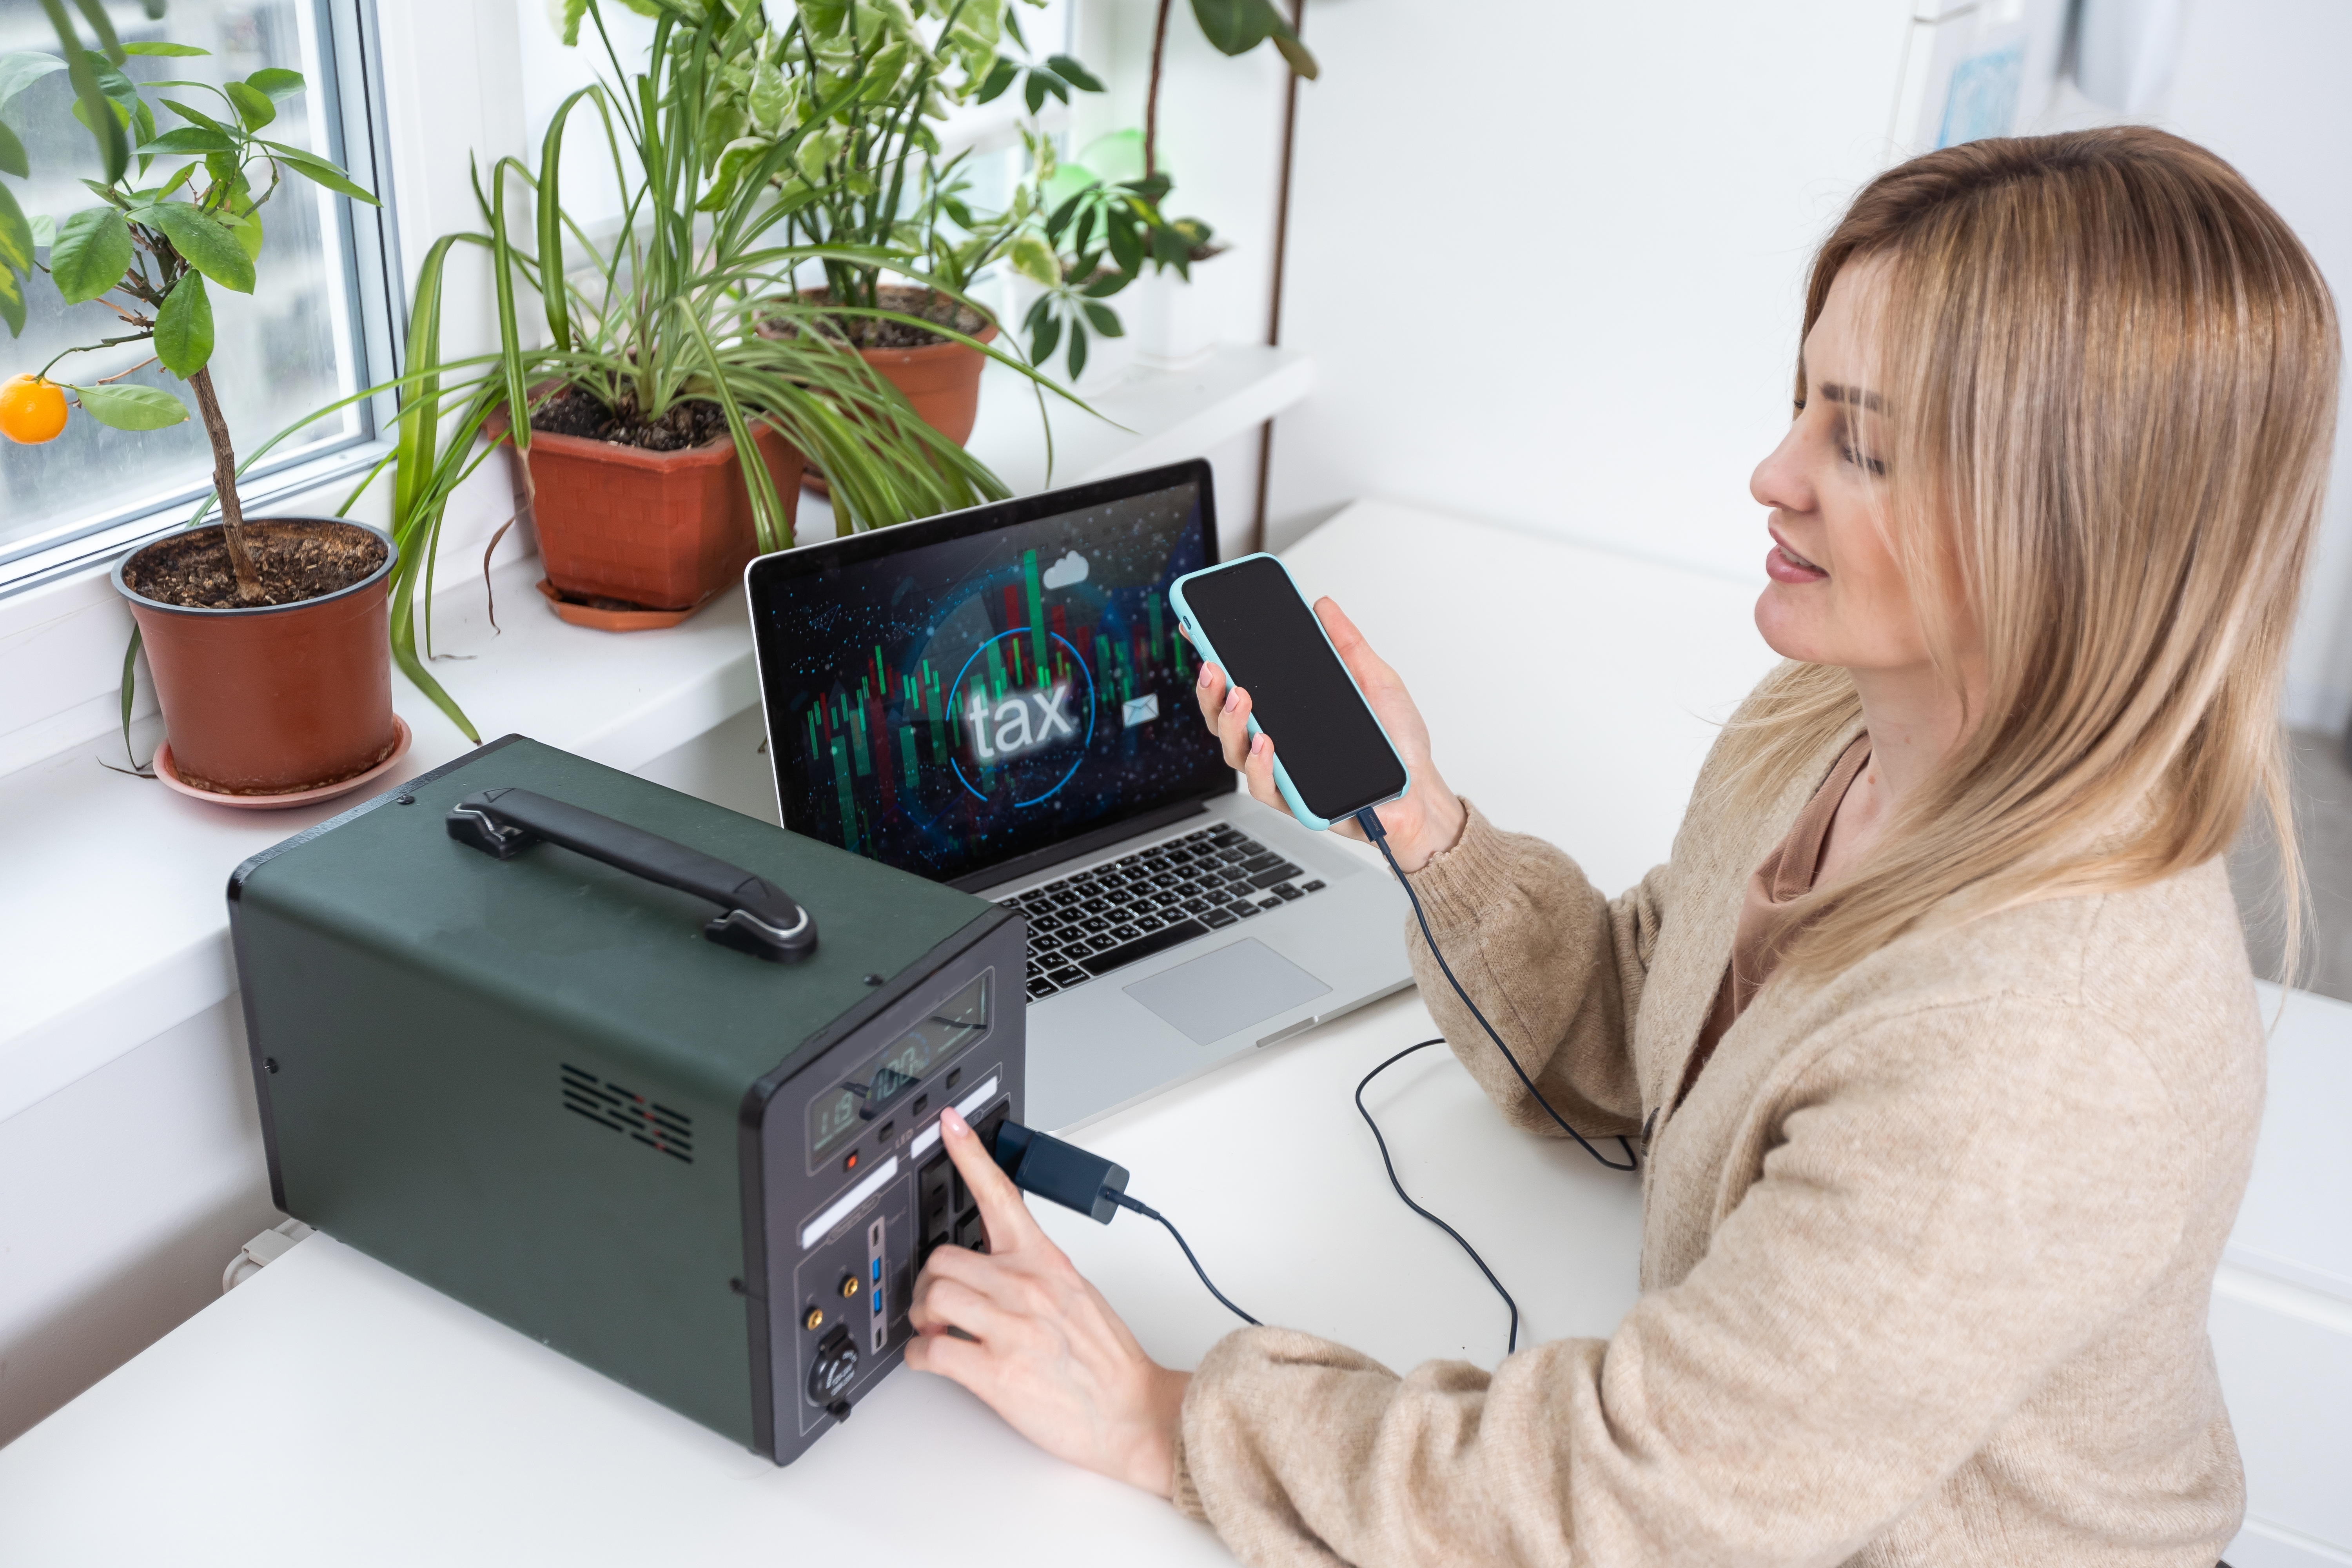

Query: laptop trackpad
<box><xmin>1123</xmin><ymin>939</ymin><xmax>1332</xmax><ymax>1047</ymax></box>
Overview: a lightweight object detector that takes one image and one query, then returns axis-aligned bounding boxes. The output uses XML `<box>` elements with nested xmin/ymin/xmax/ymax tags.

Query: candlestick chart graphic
<box><xmin>775</xmin><ymin>497</ymin><xmax>1218</xmax><ymax>879</ymax></box>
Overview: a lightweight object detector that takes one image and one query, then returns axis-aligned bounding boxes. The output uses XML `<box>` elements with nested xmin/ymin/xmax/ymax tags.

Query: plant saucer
<box><xmin>153</xmin><ymin>717</ymin><xmax>413</xmax><ymax>811</ymax></box>
<box><xmin>536</xmin><ymin>577</ymin><xmax>711</xmax><ymax>632</ymax></box>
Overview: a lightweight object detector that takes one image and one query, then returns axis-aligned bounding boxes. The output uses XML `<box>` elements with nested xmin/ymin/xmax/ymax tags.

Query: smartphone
<box><xmin>1168</xmin><ymin>554</ymin><xmax>1410</xmax><ymax>831</ymax></box>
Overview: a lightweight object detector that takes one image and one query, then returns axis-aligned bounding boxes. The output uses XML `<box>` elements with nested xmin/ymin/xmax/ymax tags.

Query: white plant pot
<box><xmin>1128</xmin><ymin>266</ymin><xmax>1217</xmax><ymax>372</ymax></box>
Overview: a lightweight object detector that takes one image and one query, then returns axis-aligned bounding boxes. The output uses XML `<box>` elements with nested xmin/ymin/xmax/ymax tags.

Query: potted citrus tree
<box><xmin>0</xmin><ymin>19</ymin><xmax>394</xmax><ymax>802</ymax></box>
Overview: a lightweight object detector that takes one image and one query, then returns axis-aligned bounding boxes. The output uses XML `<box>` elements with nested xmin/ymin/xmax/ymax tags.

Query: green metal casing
<box><xmin>228</xmin><ymin>735</ymin><xmax>1019</xmax><ymax>1459</ymax></box>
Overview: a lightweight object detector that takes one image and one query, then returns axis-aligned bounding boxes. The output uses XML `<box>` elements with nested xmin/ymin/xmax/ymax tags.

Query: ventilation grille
<box><xmin>561</xmin><ymin>1065</ymin><xmax>693</xmax><ymax>1163</ymax></box>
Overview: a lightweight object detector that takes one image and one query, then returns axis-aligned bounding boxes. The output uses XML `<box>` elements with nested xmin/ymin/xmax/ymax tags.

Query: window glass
<box><xmin>0</xmin><ymin>0</ymin><xmax>367</xmax><ymax>565</ymax></box>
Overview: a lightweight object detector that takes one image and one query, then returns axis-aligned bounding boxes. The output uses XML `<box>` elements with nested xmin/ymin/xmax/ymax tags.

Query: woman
<box><xmin>904</xmin><ymin>127</ymin><xmax>2339</xmax><ymax>1566</ymax></box>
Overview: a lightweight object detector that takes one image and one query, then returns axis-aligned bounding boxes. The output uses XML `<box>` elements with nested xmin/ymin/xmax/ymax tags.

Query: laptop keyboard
<box><xmin>1001</xmin><ymin>823</ymin><xmax>1330</xmax><ymax>1001</ymax></box>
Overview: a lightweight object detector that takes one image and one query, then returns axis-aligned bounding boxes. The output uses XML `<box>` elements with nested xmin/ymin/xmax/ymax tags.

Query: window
<box><xmin>0</xmin><ymin>0</ymin><xmax>398</xmax><ymax>589</ymax></box>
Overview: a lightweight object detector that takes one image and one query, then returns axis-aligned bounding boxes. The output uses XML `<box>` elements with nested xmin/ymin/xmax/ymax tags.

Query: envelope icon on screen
<box><xmin>1122</xmin><ymin>693</ymin><xmax>1160</xmax><ymax>728</ymax></box>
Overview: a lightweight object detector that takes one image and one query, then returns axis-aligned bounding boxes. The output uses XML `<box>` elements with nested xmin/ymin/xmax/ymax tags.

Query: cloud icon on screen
<box><xmin>1041</xmin><ymin>551</ymin><xmax>1089</xmax><ymax>590</ymax></box>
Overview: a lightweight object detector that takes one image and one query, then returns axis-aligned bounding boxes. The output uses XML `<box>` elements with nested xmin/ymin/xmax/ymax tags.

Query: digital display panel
<box><xmin>808</xmin><ymin>973</ymin><xmax>990</xmax><ymax>1158</ymax></box>
<box><xmin>753</xmin><ymin>469</ymin><xmax>1229</xmax><ymax>884</ymax></box>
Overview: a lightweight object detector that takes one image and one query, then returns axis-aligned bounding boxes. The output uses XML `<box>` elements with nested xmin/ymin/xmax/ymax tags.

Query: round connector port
<box><xmin>803</xmin><ymin>1306</ymin><xmax>824</xmax><ymax>1332</ymax></box>
<box><xmin>838</xmin><ymin>1275</ymin><xmax>860</xmax><ymax>1300</ymax></box>
<box><xmin>807</xmin><ymin>1325</ymin><xmax>859</xmax><ymax>1406</ymax></box>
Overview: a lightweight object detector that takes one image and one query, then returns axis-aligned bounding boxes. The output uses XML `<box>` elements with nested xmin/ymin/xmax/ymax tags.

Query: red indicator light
<box><xmin>844</xmin><ymin>1151</ymin><xmax>859</xmax><ymax>1172</ymax></box>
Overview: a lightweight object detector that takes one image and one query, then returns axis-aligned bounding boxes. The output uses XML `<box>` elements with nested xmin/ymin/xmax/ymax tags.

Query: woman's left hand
<box><xmin>904</xmin><ymin>1109</ymin><xmax>1191</xmax><ymax>1497</ymax></box>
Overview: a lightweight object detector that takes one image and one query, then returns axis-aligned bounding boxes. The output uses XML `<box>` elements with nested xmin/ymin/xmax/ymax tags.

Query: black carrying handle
<box><xmin>446</xmin><ymin>787</ymin><xmax>817</xmax><ymax>962</ymax></box>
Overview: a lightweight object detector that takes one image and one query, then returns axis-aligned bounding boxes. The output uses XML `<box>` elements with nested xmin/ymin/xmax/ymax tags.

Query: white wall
<box><xmin>1259</xmin><ymin>0</ymin><xmax>2352</xmax><ymax>733</ymax></box>
<box><xmin>1263</xmin><ymin>0</ymin><xmax>1914</xmax><ymax>573</ymax></box>
<box><xmin>2139</xmin><ymin>0</ymin><xmax>2352</xmax><ymax>729</ymax></box>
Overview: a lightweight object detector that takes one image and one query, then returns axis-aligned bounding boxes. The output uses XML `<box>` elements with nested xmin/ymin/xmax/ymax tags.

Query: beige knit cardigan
<box><xmin>1171</xmin><ymin>710</ymin><xmax>2263</xmax><ymax>1567</ymax></box>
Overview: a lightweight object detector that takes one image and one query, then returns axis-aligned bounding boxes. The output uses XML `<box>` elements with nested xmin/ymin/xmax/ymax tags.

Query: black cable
<box><xmin>1357</xmin><ymin>1036</ymin><xmax>1523</xmax><ymax>1354</ymax></box>
<box><xmin>1356</xmin><ymin>807</ymin><xmax>1641</xmax><ymax>1173</ymax></box>
<box><xmin>1107</xmin><ymin>1190</ymin><xmax>1260</xmax><ymax>1327</ymax></box>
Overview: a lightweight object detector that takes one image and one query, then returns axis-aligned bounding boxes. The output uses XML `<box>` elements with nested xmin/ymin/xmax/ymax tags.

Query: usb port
<box><xmin>870</xmin><ymin>1257</ymin><xmax>881</xmax><ymax>1285</ymax></box>
<box><xmin>870</xmin><ymin>1289</ymin><xmax>882</xmax><ymax>1316</ymax></box>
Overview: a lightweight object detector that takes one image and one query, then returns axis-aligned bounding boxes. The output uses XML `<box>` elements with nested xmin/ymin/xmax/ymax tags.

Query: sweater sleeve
<box><xmin>1399</xmin><ymin>799</ymin><xmax>1659</xmax><ymax>1139</ymax></box>
<box><xmin>1170</xmin><ymin>996</ymin><xmax>2199</xmax><ymax>1567</ymax></box>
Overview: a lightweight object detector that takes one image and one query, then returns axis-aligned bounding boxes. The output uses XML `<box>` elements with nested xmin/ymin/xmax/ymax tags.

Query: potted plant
<box><xmin>692</xmin><ymin>0</ymin><xmax>1107</xmax><ymax>444</ymax></box>
<box><xmin>423</xmin><ymin>0</ymin><xmax>1061</xmax><ymax>627</ymax></box>
<box><xmin>0</xmin><ymin>16</ymin><xmax>395</xmax><ymax>801</ymax></box>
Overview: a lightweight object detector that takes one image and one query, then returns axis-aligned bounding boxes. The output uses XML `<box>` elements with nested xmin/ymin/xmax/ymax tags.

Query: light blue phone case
<box><xmin>1168</xmin><ymin>554</ymin><xmax>1411</xmax><ymax>832</ymax></box>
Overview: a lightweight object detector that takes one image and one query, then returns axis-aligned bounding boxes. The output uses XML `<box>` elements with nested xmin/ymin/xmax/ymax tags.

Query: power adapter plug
<box><xmin>990</xmin><ymin>1120</ymin><xmax>1129</xmax><ymax>1222</ymax></box>
<box><xmin>987</xmin><ymin>1120</ymin><xmax>1259</xmax><ymax>1326</ymax></box>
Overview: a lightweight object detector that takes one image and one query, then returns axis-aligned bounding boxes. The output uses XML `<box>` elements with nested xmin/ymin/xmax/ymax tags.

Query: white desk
<box><xmin>0</xmin><ymin>499</ymin><xmax>1776</xmax><ymax>1563</ymax></box>
<box><xmin>17</xmin><ymin>501</ymin><xmax>2339</xmax><ymax>1566</ymax></box>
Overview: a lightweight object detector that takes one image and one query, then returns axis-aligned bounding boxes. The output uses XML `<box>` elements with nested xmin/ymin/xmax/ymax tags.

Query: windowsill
<box><xmin>0</xmin><ymin>344</ymin><xmax>1313</xmax><ymax>1126</ymax></box>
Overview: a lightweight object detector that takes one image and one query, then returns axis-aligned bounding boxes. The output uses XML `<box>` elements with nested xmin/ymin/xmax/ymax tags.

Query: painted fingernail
<box><xmin>1252</xmin><ymin>733</ymin><xmax>1269</xmax><ymax>756</ymax></box>
<box><xmin>942</xmin><ymin>1108</ymin><xmax>969</xmax><ymax>1139</ymax></box>
<box><xmin>1198</xmin><ymin>664</ymin><xmax>1213</xmax><ymax>688</ymax></box>
<box><xmin>1224</xmin><ymin>686</ymin><xmax>1244</xmax><ymax>713</ymax></box>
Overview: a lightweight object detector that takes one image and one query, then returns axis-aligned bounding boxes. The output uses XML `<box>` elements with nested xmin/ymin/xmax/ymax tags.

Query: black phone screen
<box><xmin>1181</xmin><ymin>557</ymin><xmax>1407</xmax><ymax>820</ymax></box>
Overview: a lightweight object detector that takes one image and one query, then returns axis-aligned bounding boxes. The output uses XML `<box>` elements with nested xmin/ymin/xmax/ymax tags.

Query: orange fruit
<box><xmin>0</xmin><ymin>374</ymin><xmax>69</xmax><ymax>445</ymax></box>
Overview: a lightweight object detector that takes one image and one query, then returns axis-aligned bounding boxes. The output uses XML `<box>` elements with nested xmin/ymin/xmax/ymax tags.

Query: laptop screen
<box><xmin>748</xmin><ymin>462</ymin><xmax>1229</xmax><ymax>885</ymax></box>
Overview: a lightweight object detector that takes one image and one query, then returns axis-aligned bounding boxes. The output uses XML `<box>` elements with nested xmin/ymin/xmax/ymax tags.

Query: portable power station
<box><xmin>227</xmin><ymin>735</ymin><xmax>1024</xmax><ymax>1464</ymax></box>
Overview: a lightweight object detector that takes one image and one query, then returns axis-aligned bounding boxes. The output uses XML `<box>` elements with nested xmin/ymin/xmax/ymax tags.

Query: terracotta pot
<box><xmin>492</xmin><ymin>408</ymin><xmax>804</xmax><ymax>613</ymax></box>
<box><xmin>114</xmin><ymin>519</ymin><xmax>399</xmax><ymax>796</ymax></box>
<box><xmin>771</xmin><ymin>288</ymin><xmax>999</xmax><ymax>446</ymax></box>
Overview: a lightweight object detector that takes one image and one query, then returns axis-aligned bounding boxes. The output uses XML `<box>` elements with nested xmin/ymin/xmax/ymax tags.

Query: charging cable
<box><xmin>992</xmin><ymin>1121</ymin><xmax>1259</xmax><ymax>1326</ymax></box>
<box><xmin>1355</xmin><ymin>807</ymin><xmax>1641</xmax><ymax>1174</ymax></box>
<box><xmin>1355</xmin><ymin>1037</ymin><xmax>1523</xmax><ymax>1353</ymax></box>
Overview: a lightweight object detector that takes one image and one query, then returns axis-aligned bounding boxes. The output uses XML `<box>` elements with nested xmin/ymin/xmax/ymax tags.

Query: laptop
<box><xmin>744</xmin><ymin>458</ymin><xmax>1412</xmax><ymax>1131</ymax></box>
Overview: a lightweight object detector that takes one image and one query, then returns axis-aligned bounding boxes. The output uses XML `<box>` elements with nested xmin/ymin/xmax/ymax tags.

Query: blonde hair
<box><xmin>1727</xmin><ymin>127</ymin><xmax>2339</xmax><ymax>976</ymax></box>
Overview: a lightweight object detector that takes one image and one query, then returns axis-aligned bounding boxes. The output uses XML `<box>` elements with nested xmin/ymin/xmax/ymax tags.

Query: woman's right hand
<box><xmin>1191</xmin><ymin>596</ymin><xmax>1467</xmax><ymax>873</ymax></box>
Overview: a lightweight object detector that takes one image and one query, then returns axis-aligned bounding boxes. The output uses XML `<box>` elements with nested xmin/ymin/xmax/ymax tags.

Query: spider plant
<box><xmin>210</xmin><ymin>0</ymin><xmax>1082</xmax><ymax>743</ymax></box>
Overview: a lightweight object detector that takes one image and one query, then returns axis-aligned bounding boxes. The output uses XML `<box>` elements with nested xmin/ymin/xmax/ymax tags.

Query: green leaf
<box><xmin>975</xmin><ymin>56</ymin><xmax>1017</xmax><ymax>105</ymax></box>
<box><xmin>152</xmin><ymin>269</ymin><xmax>212</xmax><ymax>376</ymax></box>
<box><xmin>222</xmin><ymin>79</ymin><xmax>274</xmax><ymax>131</ymax></box>
<box><xmin>154</xmin><ymin>159</ymin><xmax>196</xmax><ymax>201</ymax></box>
<box><xmin>1029</xmin><ymin>309</ymin><xmax>1060</xmax><ymax>367</ymax></box>
<box><xmin>137</xmin><ymin>125</ymin><xmax>235</xmax><ymax>154</ymax></box>
<box><xmin>246</xmin><ymin>67</ymin><xmax>304</xmax><ymax>102</ymax></box>
<box><xmin>0</xmin><ymin>52</ymin><xmax>66</xmax><ymax>111</ymax></box>
<box><xmin>0</xmin><ymin>180</ymin><xmax>30</xmax><ymax>274</ymax></box>
<box><xmin>71</xmin><ymin>0</ymin><xmax>125</xmax><ymax>65</ymax></box>
<box><xmin>1066</xmin><ymin>320</ymin><xmax>1087</xmax><ymax>379</ymax></box>
<box><xmin>122</xmin><ymin>41</ymin><xmax>209</xmax><ymax>56</ymax></box>
<box><xmin>255</xmin><ymin>141</ymin><xmax>378</xmax><ymax>205</ymax></box>
<box><xmin>1272</xmin><ymin>32</ymin><xmax>1319</xmax><ymax>80</ymax></box>
<box><xmin>0</xmin><ymin>121</ymin><xmax>25</xmax><ymax>179</ymax></box>
<box><xmin>1023</xmin><ymin>69</ymin><xmax>1047</xmax><ymax>116</ymax></box>
<box><xmin>162</xmin><ymin>98</ymin><xmax>232</xmax><ymax>137</ymax></box>
<box><xmin>49</xmin><ymin>204</ymin><xmax>131</xmax><ymax>303</ymax></box>
<box><xmin>1007</xmin><ymin>230</ymin><xmax>1060</xmax><ymax>287</ymax></box>
<box><xmin>224</xmin><ymin>205</ymin><xmax>261</xmax><ymax>260</ymax></box>
<box><xmin>146</xmin><ymin>200</ymin><xmax>253</xmax><ymax>291</ymax></box>
<box><xmin>1104</xmin><ymin>212</ymin><xmax>1143</xmax><ymax>274</ymax></box>
<box><xmin>1082</xmin><ymin>301</ymin><xmax>1122</xmax><ymax>338</ymax></box>
<box><xmin>29</xmin><ymin>212</ymin><xmax>55</xmax><ymax>249</ymax></box>
<box><xmin>72</xmin><ymin>381</ymin><xmax>189</xmax><ymax>429</ymax></box>
<box><xmin>1191</xmin><ymin>0</ymin><xmax>1276</xmax><ymax>55</ymax></box>
<box><xmin>559</xmin><ymin>0</ymin><xmax>590</xmax><ymax>46</ymax></box>
<box><xmin>85</xmin><ymin>51</ymin><xmax>139</xmax><ymax>114</ymax></box>
<box><xmin>51</xmin><ymin>25</ymin><xmax>129</xmax><ymax>184</ymax></box>
<box><xmin>1045</xmin><ymin>54</ymin><xmax>1104</xmax><ymax>93</ymax></box>
<box><xmin>0</xmin><ymin>264</ymin><xmax>23</xmax><ymax>337</ymax></box>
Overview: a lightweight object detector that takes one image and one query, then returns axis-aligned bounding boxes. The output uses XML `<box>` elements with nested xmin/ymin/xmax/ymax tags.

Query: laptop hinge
<box><xmin>947</xmin><ymin>796</ymin><xmax>1218</xmax><ymax>893</ymax></box>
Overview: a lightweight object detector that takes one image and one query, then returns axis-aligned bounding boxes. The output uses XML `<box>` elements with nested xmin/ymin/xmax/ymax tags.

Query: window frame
<box><xmin>0</xmin><ymin>0</ymin><xmax>407</xmax><ymax>599</ymax></box>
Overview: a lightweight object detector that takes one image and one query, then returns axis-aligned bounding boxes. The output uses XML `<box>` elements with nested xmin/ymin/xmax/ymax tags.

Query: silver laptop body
<box><xmin>744</xmin><ymin>459</ymin><xmax>1411</xmax><ymax>1132</ymax></box>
